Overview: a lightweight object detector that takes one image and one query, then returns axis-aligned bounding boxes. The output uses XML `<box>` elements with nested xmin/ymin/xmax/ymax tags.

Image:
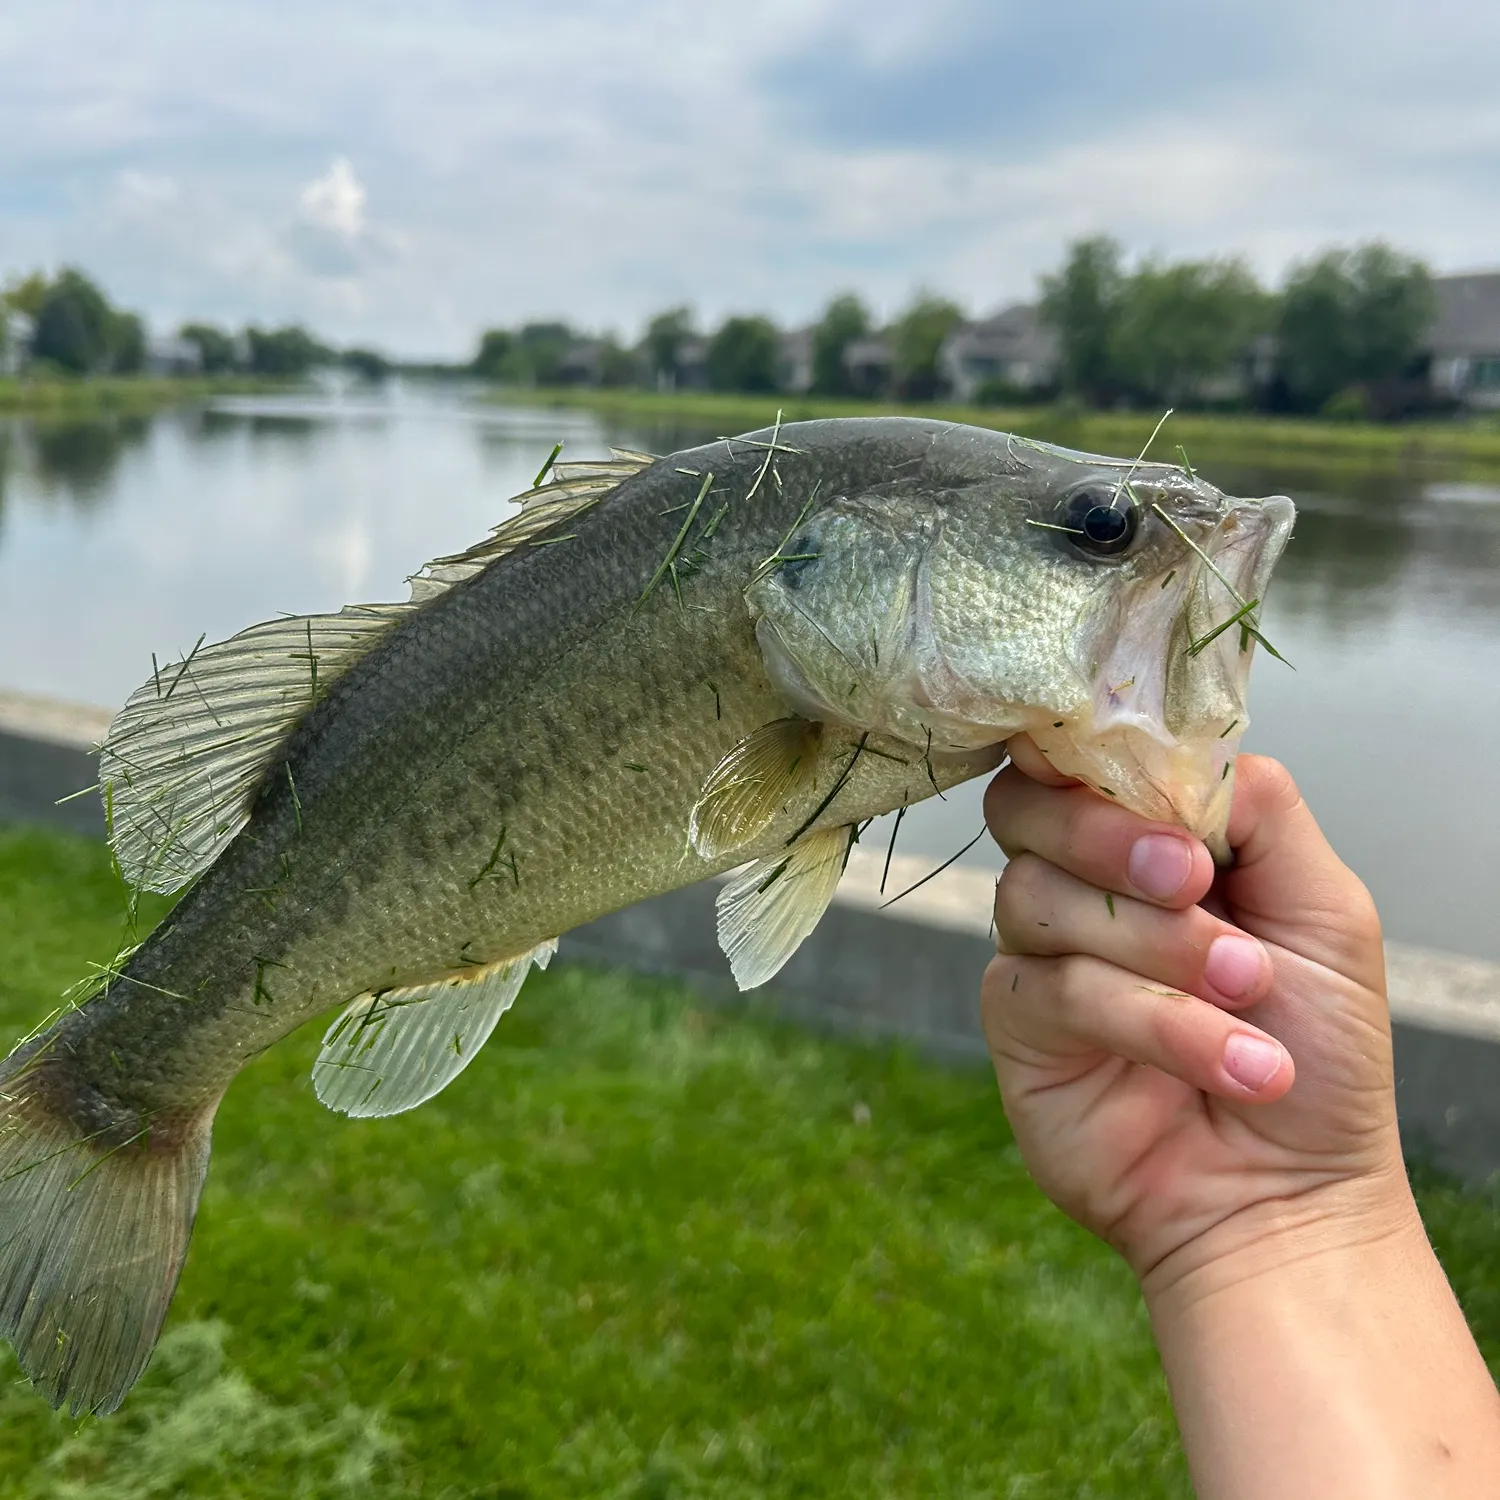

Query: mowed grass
<box><xmin>493</xmin><ymin>386</ymin><xmax>1500</xmax><ymax>476</ymax></box>
<box><xmin>1</xmin><ymin>824</ymin><xmax>1498</xmax><ymax>1498</ymax></box>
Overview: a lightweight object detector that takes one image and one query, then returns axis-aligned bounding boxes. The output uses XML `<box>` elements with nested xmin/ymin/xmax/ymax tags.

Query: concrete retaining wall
<box><xmin>3</xmin><ymin>687</ymin><xmax>1499</xmax><ymax>1186</ymax></box>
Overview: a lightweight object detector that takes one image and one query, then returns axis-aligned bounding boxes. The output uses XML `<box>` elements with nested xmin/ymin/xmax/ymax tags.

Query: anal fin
<box><xmin>312</xmin><ymin>940</ymin><xmax>557</xmax><ymax>1118</ymax></box>
<box><xmin>716</xmin><ymin>825</ymin><xmax>852</xmax><ymax>990</ymax></box>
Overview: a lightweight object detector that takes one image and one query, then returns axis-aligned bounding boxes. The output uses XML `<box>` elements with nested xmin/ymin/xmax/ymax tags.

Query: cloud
<box><xmin>298</xmin><ymin>157</ymin><xmax>365</xmax><ymax>238</ymax></box>
<box><xmin>0</xmin><ymin>0</ymin><xmax>1497</xmax><ymax>356</ymax></box>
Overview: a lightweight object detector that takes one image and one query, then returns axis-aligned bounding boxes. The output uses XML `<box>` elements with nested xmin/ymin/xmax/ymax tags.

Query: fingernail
<box><xmin>1223</xmin><ymin>1033</ymin><xmax>1284</xmax><ymax>1091</ymax></box>
<box><xmin>1128</xmin><ymin>834</ymin><xmax>1193</xmax><ymax>901</ymax></box>
<box><xmin>1204</xmin><ymin>934</ymin><xmax>1267</xmax><ymax>1000</ymax></box>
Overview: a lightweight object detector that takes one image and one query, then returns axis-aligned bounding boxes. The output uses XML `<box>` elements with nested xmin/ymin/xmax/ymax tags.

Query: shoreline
<box><xmin>486</xmin><ymin>385</ymin><xmax>1500</xmax><ymax>475</ymax></box>
<box><xmin>0</xmin><ymin>374</ymin><xmax>290</xmax><ymax>418</ymax></box>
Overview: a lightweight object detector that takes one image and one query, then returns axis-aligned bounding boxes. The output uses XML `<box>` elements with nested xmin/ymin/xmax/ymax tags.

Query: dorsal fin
<box><xmin>100</xmin><ymin>447</ymin><xmax>656</xmax><ymax>893</ymax></box>
<box><xmin>311</xmin><ymin>939</ymin><xmax>557</xmax><ymax>1117</ymax></box>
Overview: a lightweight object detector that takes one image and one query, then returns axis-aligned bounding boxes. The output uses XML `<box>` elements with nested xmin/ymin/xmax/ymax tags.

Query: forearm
<box><xmin>1144</xmin><ymin>1189</ymin><xmax>1500</xmax><ymax>1500</ymax></box>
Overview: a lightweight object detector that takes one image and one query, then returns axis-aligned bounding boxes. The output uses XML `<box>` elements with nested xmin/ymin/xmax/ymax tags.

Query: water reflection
<box><xmin>0</xmin><ymin>391</ymin><xmax>1495</xmax><ymax>961</ymax></box>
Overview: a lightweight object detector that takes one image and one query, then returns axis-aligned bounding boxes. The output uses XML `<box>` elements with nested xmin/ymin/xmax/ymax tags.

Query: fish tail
<box><xmin>0</xmin><ymin>1038</ymin><xmax>215</xmax><ymax>1416</ymax></box>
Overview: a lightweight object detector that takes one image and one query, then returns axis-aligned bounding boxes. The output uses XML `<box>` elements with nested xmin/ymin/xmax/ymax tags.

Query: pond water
<box><xmin>1</xmin><ymin>383</ymin><xmax>1496</xmax><ymax>961</ymax></box>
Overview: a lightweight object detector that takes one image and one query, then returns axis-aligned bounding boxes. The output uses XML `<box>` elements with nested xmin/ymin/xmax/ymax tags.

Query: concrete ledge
<box><xmin>3</xmin><ymin>698</ymin><xmax>1499</xmax><ymax>1184</ymax></box>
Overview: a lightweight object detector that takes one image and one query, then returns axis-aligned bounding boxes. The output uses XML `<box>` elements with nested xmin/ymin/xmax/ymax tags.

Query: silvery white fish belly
<box><xmin>0</xmin><ymin>418</ymin><xmax>1294</xmax><ymax>1418</ymax></box>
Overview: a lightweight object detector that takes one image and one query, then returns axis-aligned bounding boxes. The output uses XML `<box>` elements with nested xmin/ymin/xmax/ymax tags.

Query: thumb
<box><xmin>1221</xmin><ymin>756</ymin><xmax>1385</xmax><ymax>994</ymax></box>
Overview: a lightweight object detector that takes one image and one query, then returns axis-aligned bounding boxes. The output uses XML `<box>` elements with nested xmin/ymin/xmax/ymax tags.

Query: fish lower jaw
<box><xmin>1025</xmin><ymin>712</ymin><xmax>1240</xmax><ymax>848</ymax></box>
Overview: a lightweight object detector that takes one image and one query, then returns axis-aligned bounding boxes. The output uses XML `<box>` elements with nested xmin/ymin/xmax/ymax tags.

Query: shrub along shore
<box><xmin>492</xmin><ymin>386</ymin><xmax>1500</xmax><ymax>475</ymax></box>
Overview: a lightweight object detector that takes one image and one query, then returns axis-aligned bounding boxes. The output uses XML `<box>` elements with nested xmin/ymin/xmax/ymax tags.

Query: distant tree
<box><xmin>107</xmin><ymin>310</ymin><xmax>146</xmax><ymax>374</ymax></box>
<box><xmin>706</xmin><ymin>315</ymin><xmax>781</xmax><ymax>394</ymax></box>
<box><xmin>643</xmin><ymin>306</ymin><xmax>696</xmax><ymax>389</ymax></box>
<box><xmin>31</xmin><ymin>269</ymin><xmax>114</xmax><ymax>373</ymax></box>
<box><xmin>2</xmin><ymin>271</ymin><xmax>49</xmax><ymax>319</ymax></box>
<box><xmin>810</xmin><ymin>293</ymin><xmax>871</xmax><ymax>395</ymax></box>
<box><xmin>514</xmin><ymin>322</ymin><xmax>574</xmax><ymax>386</ymax></box>
<box><xmin>1111</xmin><ymin>258</ymin><xmax>1270</xmax><ymax>406</ymax></box>
<box><xmin>340</xmin><ymin>347</ymin><xmax>390</xmax><ymax>382</ymax></box>
<box><xmin>1276</xmin><ymin>244</ymin><xmax>1435</xmax><ymax>413</ymax></box>
<box><xmin>179</xmin><ymin>322</ymin><xmax>239</xmax><ymax>374</ymax></box>
<box><xmin>596</xmin><ymin>335</ymin><xmax>639</xmax><ymax>388</ymax></box>
<box><xmin>244</xmin><ymin>324</ymin><xmax>331</xmax><ymax>377</ymax></box>
<box><xmin>470</xmin><ymin>328</ymin><xmax>516</xmax><ymax>381</ymax></box>
<box><xmin>1039</xmin><ymin>237</ymin><xmax>1125</xmax><ymax>405</ymax></box>
<box><xmin>890</xmin><ymin>293</ymin><xmax>963</xmax><ymax>400</ymax></box>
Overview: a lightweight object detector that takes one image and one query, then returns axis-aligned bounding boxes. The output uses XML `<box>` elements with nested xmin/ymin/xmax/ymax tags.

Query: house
<box><xmin>938</xmin><ymin>304</ymin><xmax>1059</xmax><ymax>402</ymax></box>
<box><xmin>1426</xmin><ymin>272</ymin><xmax>1500</xmax><ymax>410</ymax></box>
<box><xmin>1</xmin><ymin>311</ymin><xmax>33</xmax><ymax>377</ymax></box>
<box><xmin>145</xmin><ymin>333</ymin><xmax>203</xmax><ymax>377</ymax></box>
<box><xmin>779</xmin><ymin>325</ymin><xmax>814</xmax><ymax>394</ymax></box>
<box><xmin>842</xmin><ymin>334</ymin><xmax>893</xmax><ymax>398</ymax></box>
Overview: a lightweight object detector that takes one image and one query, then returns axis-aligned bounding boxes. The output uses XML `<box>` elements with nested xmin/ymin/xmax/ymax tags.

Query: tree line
<box><xmin>0</xmin><ymin>268</ymin><xmax>389</xmax><ymax>381</ymax></box>
<box><xmin>3</xmin><ymin>240</ymin><xmax>1444</xmax><ymax>420</ymax></box>
<box><xmin>466</xmin><ymin>238</ymin><xmax>1439</xmax><ymax>418</ymax></box>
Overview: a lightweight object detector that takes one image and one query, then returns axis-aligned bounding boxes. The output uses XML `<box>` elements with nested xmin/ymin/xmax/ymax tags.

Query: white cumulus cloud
<box><xmin>298</xmin><ymin>157</ymin><xmax>366</xmax><ymax>239</ymax></box>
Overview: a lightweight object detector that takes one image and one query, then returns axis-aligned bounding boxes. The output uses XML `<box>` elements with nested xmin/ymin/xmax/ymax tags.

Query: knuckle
<box><xmin>1052</xmin><ymin>953</ymin><xmax>1101</xmax><ymax>1019</ymax></box>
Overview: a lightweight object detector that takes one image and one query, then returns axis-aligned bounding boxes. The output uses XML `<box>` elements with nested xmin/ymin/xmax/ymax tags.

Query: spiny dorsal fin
<box><xmin>100</xmin><ymin>606</ymin><xmax>407</xmax><ymax>892</ymax></box>
<box><xmin>716</xmin><ymin>825</ymin><xmax>852</xmax><ymax>989</ymax></box>
<box><xmin>312</xmin><ymin>939</ymin><xmax>557</xmax><ymax>1117</ymax></box>
<box><xmin>689</xmin><ymin>718</ymin><xmax>822</xmax><ymax>861</ymax></box>
<box><xmin>100</xmin><ymin>448</ymin><xmax>657</xmax><ymax>893</ymax></box>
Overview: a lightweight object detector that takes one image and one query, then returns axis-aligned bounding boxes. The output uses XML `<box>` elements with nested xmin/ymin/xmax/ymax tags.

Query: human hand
<box><xmin>980</xmin><ymin>740</ymin><xmax>1415</xmax><ymax>1301</ymax></box>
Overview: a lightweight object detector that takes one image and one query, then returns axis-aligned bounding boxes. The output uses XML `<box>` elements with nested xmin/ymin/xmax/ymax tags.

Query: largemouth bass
<box><xmin>0</xmin><ymin>417</ymin><xmax>1293</xmax><ymax>1414</ymax></box>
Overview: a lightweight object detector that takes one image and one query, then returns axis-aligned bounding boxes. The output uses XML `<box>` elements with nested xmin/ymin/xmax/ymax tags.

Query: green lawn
<box><xmin>0</xmin><ymin>376</ymin><xmax>286</xmax><ymax>417</ymax></box>
<box><xmin>494</xmin><ymin>386</ymin><xmax>1500</xmax><ymax>476</ymax></box>
<box><xmin>1</xmin><ymin>823</ymin><xmax>1497</xmax><ymax>1498</ymax></box>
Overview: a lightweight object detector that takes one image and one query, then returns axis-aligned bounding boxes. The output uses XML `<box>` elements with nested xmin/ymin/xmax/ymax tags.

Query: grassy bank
<box><xmin>1</xmin><ymin>823</ymin><xmax>1498</xmax><ymax>1497</ymax></box>
<box><xmin>494</xmin><ymin>386</ymin><xmax>1500</xmax><ymax>475</ymax></box>
<box><xmin>0</xmin><ymin>375</ymin><xmax>286</xmax><ymax>418</ymax></box>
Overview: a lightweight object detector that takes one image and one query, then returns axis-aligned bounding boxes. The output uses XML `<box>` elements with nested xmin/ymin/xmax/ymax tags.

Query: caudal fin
<box><xmin>0</xmin><ymin>1047</ymin><xmax>213</xmax><ymax>1415</ymax></box>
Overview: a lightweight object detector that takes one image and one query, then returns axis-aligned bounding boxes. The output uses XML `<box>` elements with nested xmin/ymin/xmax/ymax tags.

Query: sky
<box><xmin>2</xmin><ymin>0</ymin><xmax>1499</xmax><ymax>358</ymax></box>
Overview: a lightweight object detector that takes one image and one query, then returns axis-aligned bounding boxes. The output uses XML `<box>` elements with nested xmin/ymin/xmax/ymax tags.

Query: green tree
<box><xmin>890</xmin><ymin>293</ymin><xmax>963</xmax><ymax>400</ymax></box>
<box><xmin>1111</xmin><ymin>258</ymin><xmax>1270</xmax><ymax>406</ymax></box>
<box><xmin>1039</xmin><ymin>237</ymin><xmax>1125</xmax><ymax>405</ymax></box>
<box><xmin>643</xmin><ymin>306</ymin><xmax>695</xmax><ymax>389</ymax></box>
<box><xmin>811</xmin><ymin>293</ymin><xmax>871</xmax><ymax>395</ymax></box>
<box><xmin>470</xmin><ymin>328</ymin><xmax>515</xmax><ymax>381</ymax></box>
<box><xmin>107</xmin><ymin>310</ymin><xmax>146</xmax><ymax>374</ymax></box>
<box><xmin>31</xmin><ymin>269</ymin><xmax>114</xmax><ymax>373</ymax></box>
<box><xmin>244</xmin><ymin>325</ymin><xmax>330</xmax><ymax>377</ymax></box>
<box><xmin>340</xmin><ymin>348</ymin><xmax>390</xmax><ymax>382</ymax></box>
<box><xmin>514</xmin><ymin>322</ymin><xmax>574</xmax><ymax>386</ymax></box>
<box><xmin>706</xmin><ymin>315</ymin><xmax>781</xmax><ymax>393</ymax></box>
<box><xmin>179</xmin><ymin>323</ymin><xmax>239</xmax><ymax>374</ymax></box>
<box><xmin>2</xmin><ymin>271</ymin><xmax>49</xmax><ymax>318</ymax></box>
<box><xmin>596</xmin><ymin>335</ymin><xmax>639</xmax><ymax>388</ymax></box>
<box><xmin>1276</xmin><ymin>244</ymin><xmax>1435</xmax><ymax>413</ymax></box>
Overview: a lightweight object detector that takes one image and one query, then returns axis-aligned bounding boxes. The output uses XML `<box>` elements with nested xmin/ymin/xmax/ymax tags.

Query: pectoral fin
<box><xmin>715</xmin><ymin>825</ymin><xmax>851</xmax><ymax>990</ymax></box>
<box><xmin>312</xmin><ymin>939</ymin><xmax>557</xmax><ymax>1117</ymax></box>
<box><xmin>689</xmin><ymin>717</ymin><xmax>821</xmax><ymax>860</ymax></box>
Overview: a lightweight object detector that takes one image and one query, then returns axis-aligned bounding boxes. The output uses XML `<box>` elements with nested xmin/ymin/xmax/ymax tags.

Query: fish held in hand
<box><xmin>0</xmin><ymin>417</ymin><xmax>1293</xmax><ymax>1414</ymax></box>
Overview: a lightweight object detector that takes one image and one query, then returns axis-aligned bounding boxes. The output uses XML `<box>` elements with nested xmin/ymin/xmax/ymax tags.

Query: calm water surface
<box><xmin>2</xmin><ymin>383</ymin><xmax>1496</xmax><ymax>960</ymax></box>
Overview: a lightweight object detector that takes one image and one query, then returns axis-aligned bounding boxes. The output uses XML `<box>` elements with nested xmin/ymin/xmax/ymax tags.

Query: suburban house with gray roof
<box><xmin>1427</xmin><ymin>272</ymin><xmax>1500</xmax><ymax>410</ymax></box>
<box><xmin>938</xmin><ymin>304</ymin><xmax>1059</xmax><ymax>402</ymax></box>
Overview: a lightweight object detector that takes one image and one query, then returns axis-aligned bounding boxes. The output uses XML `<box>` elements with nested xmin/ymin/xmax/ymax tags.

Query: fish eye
<box><xmin>1058</xmin><ymin>486</ymin><xmax>1138</xmax><ymax>557</ymax></box>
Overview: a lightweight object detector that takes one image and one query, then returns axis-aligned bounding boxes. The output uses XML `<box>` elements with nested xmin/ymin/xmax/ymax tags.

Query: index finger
<box><xmin>984</xmin><ymin>761</ymin><xmax>1216</xmax><ymax>910</ymax></box>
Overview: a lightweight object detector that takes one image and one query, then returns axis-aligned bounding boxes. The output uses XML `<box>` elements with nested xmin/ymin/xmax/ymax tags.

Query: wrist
<box><xmin>1138</xmin><ymin>1163</ymin><xmax>1422</xmax><ymax>1319</ymax></box>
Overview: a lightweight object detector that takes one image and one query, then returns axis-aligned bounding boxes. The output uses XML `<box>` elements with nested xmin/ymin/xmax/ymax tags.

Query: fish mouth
<box><xmin>1029</xmin><ymin>494</ymin><xmax>1296</xmax><ymax>853</ymax></box>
